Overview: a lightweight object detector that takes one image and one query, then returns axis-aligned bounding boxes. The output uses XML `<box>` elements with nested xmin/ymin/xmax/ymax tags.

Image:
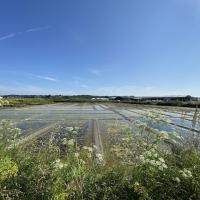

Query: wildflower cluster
<box><xmin>65</xmin><ymin>126</ymin><xmax>79</xmax><ymax>136</ymax></box>
<box><xmin>179</xmin><ymin>168</ymin><xmax>193</xmax><ymax>178</ymax></box>
<box><xmin>53</xmin><ymin>139</ymin><xmax>88</xmax><ymax>173</ymax></box>
<box><xmin>63</xmin><ymin>138</ymin><xmax>75</xmax><ymax>146</ymax></box>
<box><xmin>139</xmin><ymin>147</ymin><xmax>168</xmax><ymax>171</ymax></box>
<box><xmin>0</xmin><ymin>97</ymin><xmax>9</xmax><ymax>107</ymax></box>
<box><xmin>53</xmin><ymin>159</ymin><xmax>66</xmax><ymax>170</ymax></box>
<box><xmin>0</xmin><ymin>120</ymin><xmax>21</xmax><ymax>146</ymax></box>
<box><xmin>96</xmin><ymin>153</ymin><xmax>104</xmax><ymax>165</ymax></box>
<box><xmin>82</xmin><ymin>145</ymin><xmax>104</xmax><ymax>165</ymax></box>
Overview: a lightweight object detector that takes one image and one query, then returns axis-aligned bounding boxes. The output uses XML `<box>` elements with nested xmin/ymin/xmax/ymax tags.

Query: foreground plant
<box><xmin>0</xmin><ymin>117</ymin><xmax>200</xmax><ymax>199</ymax></box>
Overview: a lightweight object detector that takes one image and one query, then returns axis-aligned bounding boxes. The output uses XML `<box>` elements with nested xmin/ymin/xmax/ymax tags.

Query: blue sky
<box><xmin>0</xmin><ymin>0</ymin><xmax>200</xmax><ymax>96</ymax></box>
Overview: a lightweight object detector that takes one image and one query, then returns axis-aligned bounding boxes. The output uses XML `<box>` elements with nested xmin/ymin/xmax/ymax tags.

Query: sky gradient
<box><xmin>0</xmin><ymin>0</ymin><xmax>200</xmax><ymax>96</ymax></box>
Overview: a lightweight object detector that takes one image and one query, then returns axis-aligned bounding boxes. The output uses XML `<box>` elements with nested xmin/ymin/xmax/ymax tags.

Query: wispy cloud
<box><xmin>25</xmin><ymin>26</ymin><xmax>51</xmax><ymax>33</ymax></box>
<box><xmin>0</xmin><ymin>25</ymin><xmax>50</xmax><ymax>42</ymax></box>
<box><xmin>88</xmin><ymin>69</ymin><xmax>101</xmax><ymax>76</ymax></box>
<box><xmin>35</xmin><ymin>75</ymin><xmax>57</xmax><ymax>82</ymax></box>
<box><xmin>5</xmin><ymin>70</ymin><xmax>57</xmax><ymax>82</ymax></box>
<box><xmin>26</xmin><ymin>72</ymin><xmax>57</xmax><ymax>82</ymax></box>
<box><xmin>0</xmin><ymin>33</ymin><xmax>16</xmax><ymax>41</ymax></box>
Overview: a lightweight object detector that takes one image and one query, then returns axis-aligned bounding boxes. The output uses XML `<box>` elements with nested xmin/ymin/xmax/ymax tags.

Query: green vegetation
<box><xmin>1</xmin><ymin>95</ymin><xmax>97</xmax><ymax>107</ymax></box>
<box><xmin>0</xmin><ymin>116</ymin><xmax>200</xmax><ymax>199</ymax></box>
<box><xmin>5</xmin><ymin>97</ymin><xmax>54</xmax><ymax>107</ymax></box>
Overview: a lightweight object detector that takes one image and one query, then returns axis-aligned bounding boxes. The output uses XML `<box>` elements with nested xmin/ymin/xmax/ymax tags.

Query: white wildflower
<box><xmin>66</xmin><ymin>127</ymin><xmax>74</xmax><ymax>132</ymax></box>
<box><xmin>158</xmin><ymin>157</ymin><xmax>165</xmax><ymax>163</ymax></box>
<box><xmin>180</xmin><ymin>169</ymin><xmax>193</xmax><ymax>178</ymax></box>
<box><xmin>72</xmin><ymin>130</ymin><xmax>78</xmax><ymax>135</ymax></box>
<box><xmin>145</xmin><ymin>151</ymin><xmax>152</xmax><ymax>157</ymax></box>
<box><xmin>175</xmin><ymin>177</ymin><xmax>181</xmax><ymax>183</ymax></box>
<box><xmin>74</xmin><ymin>152</ymin><xmax>79</xmax><ymax>158</ymax></box>
<box><xmin>153</xmin><ymin>153</ymin><xmax>158</xmax><ymax>158</ymax></box>
<box><xmin>54</xmin><ymin>159</ymin><xmax>64</xmax><ymax>169</ymax></box>
<box><xmin>156</xmin><ymin>161</ymin><xmax>162</xmax><ymax>166</ymax></box>
<box><xmin>139</xmin><ymin>155</ymin><xmax>145</xmax><ymax>162</ymax></box>
<box><xmin>134</xmin><ymin>182</ymin><xmax>140</xmax><ymax>186</ymax></box>
<box><xmin>79</xmin><ymin>159</ymin><xmax>86</xmax><ymax>165</ymax></box>
<box><xmin>67</xmin><ymin>139</ymin><xmax>75</xmax><ymax>146</ymax></box>
<box><xmin>96</xmin><ymin>153</ymin><xmax>104</xmax><ymax>164</ymax></box>
<box><xmin>149</xmin><ymin>160</ymin><xmax>156</xmax><ymax>166</ymax></box>
<box><xmin>151</xmin><ymin>148</ymin><xmax>156</xmax><ymax>153</ymax></box>
<box><xmin>162</xmin><ymin>163</ymin><xmax>168</xmax><ymax>169</ymax></box>
<box><xmin>74</xmin><ymin>127</ymin><xmax>79</xmax><ymax>131</ymax></box>
<box><xmin>145</xmin><ymin>158</ymin><xmax>150</xmax><ymax>163</ymax></box>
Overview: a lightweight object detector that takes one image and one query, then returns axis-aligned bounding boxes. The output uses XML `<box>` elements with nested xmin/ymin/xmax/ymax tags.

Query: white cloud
<box><xmin>35</xmin><ymin>75</ymin><xmax>57</xmax><ymax>82</ymax></box>
<box><xmin>88</xmin><ymin>69</ymin><xmax>101</xmax><ymax>76</ymax></box>
<box><xmin>0</xmin><ymin>33</ymin><xmax>16</xmax><ymax>41</ymax></box>
<box><xmin>25</xmin><ymin>26</ymin><xmax>50</xmax><ymax>33</ymax></box>
<box><xmin>21</xmin><ymin>72</ymin><xmax>57</xmax><ymax>82</ymax></box>
<box><xmin>4</xmin><ymin>71</ymin><xmax>57</xmax><ymax>82</ymax></box>
<box><xmin>0</xmin><ymin>25</ymin><xmax>50</xmax><ymax>42</ymax></box>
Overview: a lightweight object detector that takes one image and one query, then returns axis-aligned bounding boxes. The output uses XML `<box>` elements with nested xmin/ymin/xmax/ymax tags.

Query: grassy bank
<box><xmin>1</xmin><ymin>96</ymin><xmax>98</xmax><ymax>108</ymax></box>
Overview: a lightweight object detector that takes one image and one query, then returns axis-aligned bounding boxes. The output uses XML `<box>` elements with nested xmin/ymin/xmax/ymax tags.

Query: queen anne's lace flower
<box><xmin>179</xmin><ymin>169</ymin><xmax>192</xmax><ymax>178</ymax></box>
<box><xmin>54</xmin><ymin>159</ymin><xmax>65</xmax><ymax>170</ymax></box>
<box><xmin>175</xmin><ymin>177</ymin><xmax>181</xmax><ymax>183</ymax></box>
<box><xmin>67</xmin><ymin>139</ymin><xmax>75</xmax><ymax>146</ymax></box>
<box><xmin>139</xmin><ymin>148</ymin><xmax>168</xmax><ymax>171</ymax></box>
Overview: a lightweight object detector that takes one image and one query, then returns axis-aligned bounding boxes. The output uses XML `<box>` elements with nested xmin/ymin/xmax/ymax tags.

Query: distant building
<box><xmin>91</xmin><ymin>97</ymin><xmax>109</xmax><ymax>101</ymax></box>
<box><xmin>131</xmin><ymin>95</ymin><xmax>195</xmax><ymax>102</ymax></box>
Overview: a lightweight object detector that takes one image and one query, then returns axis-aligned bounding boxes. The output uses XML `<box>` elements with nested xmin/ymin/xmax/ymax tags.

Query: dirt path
<box><xmin>86</xmin><ymin>119</ymin><xmax>104</xmax><ymax>162</ymax></box>
<box><xmin>92</xmin><ymin>119</ymin><xmax>103</xmax><ymax>154</ymax></box>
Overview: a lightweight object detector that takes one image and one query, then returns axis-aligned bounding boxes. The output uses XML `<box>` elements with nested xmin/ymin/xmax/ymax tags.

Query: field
<box><xmin>0</xmin><ymin>103</ymin><xmax>199</xmax><ymax>145</ymax></box>
<box><xmin>0</xmin><ymin>102</ymin><xmax>200</xmax><ymax>199</ymax></box>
